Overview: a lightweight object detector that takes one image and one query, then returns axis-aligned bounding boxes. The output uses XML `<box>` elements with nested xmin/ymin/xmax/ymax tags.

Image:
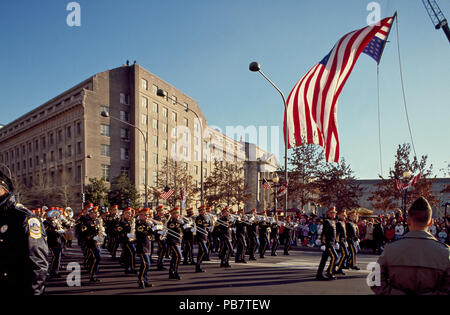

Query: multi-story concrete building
<box><xmin>0</xmin><ymin>62</ymin><xmax>279</xmax><ymax>211</ymax></box>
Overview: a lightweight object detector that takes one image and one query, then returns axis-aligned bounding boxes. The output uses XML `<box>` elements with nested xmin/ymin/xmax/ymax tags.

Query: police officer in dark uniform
<box><xmin>154</xmin><ymin>205</ymin><xmax>168</xmax><ymax>270</ymax></box>
<box><xmin>80</xmin><ymin>206</ymin><xmax>103</xmax><ymax>282</ymax></box>
<box><xmin>135</xmin><ymin>208</ymin><xmax>154</xmax><ymax>288</ymax></box>
<box><xmin>316</xmin><ymin>207</ymin><xmax>339</xmax><ymax>281</ymax></box>
<box><xmin>194</xmin><ymin>204</ymin><xmax>209</xmax><ymax>272</ymax></box>
<box><xmin>270</xmin><ymin>214</ymin><xmax>280</xmax><ymax>256</ymax></box>
<box><xmin>182</xmin><ymin>208</ymin><xmax>195</xmax><ymax>265</ymax></box>
<box><xmin>235</xmin><ymin>208</ymin><xmax>247</xmax><ymax>263</ymax></box>
<box><xmin>258</xmin><ymin>211</ymin><xmax>270</xmax><ymax>258</ymax></box>
<box><xmin>247</xmin><ymin>208</ymin><xmax>259</xmax><ymax>261</ymax></box>
<box><xmin>346</xmin><ymin>210</ymin><xmax>360</xmax><ymax>270</ymax></box>
<box><xmin>217</xmin><ymin>206</ymin><xmax>232</xmax><ymax>268</ymax></box>
<box><xmin>335</xmin><ymin>209</ymin><xmax>350</xmax><ymax>275</ymax></box>
<box><xmin>0</xmin><ymin>171</ymin><xmax>49</xmax><ymax>295</ymax></box>
<box><xmin>166</xmin><ymin>207</ymin><xmax>183</xmax><ymax>280</ymax></box>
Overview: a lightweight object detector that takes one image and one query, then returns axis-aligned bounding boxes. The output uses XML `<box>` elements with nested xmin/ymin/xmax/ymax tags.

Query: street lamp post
<box><xmin>81</xmin><ymin>154</ymin><xmax>92</xmax><ymax>208</ymax></box>
<box><xmin>402</xmin><ymin>170</ymin><xmax>412</xmax><ymax>223</ymax></box>
<box><xmin>249</xmin><ymin>62</ymin><xmax>288</xmax><ymax>217</ymax></box>
<box><xmin>101</xmin><ymin>111</ymin><xmax>149</xmax><ymax>207</ymax></box>
<box><xmin>156</xmin><ymin>89</ymin><xmax>205</xmax><ymax>204</ymax></box>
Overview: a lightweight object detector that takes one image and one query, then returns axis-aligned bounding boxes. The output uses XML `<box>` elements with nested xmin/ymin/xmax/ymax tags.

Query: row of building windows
<box><xmin>0</xmin><ymin>123</ymin><xmax>82</xmax><ymax>163</ymax></box>
<box><xmin>0</xmin><ymin>142</ymin><xmax>83</xmax><ymax>168</ymax></box>
<box><xmin>0</xmin><ymin>88</ymin><xmax>87</xmax><ymax>139</ymax></box>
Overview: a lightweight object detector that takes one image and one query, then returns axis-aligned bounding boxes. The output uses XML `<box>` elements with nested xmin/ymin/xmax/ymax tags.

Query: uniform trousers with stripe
<box><xmin>316</xmin><ymin>244</ymin><xmax>338</xmax><ymax>277</ymax></box>
<box><xmin>168</xmin><ymin>243</ymin><xmax>182</xmax><ymax>274</ymax></box>
<box><xmin>219</xmin><ymin>237</ymin><xmax>232</xmax><ymax>265</ymax></box>
<box><xmin>347</xmin><ymin>241</ymin><xmax>358</xmax><ymax>267</ymax></box>
<box><xmin>87</xmin><ymin>245</ymin><xmax>101</xmax><ymax>279</ymax></box>
<box><xmin>336</xmin><ymin>241</ymin><xmax>349</xmax><ymax>271</ymax></box>
<box><xmin>196</xmin><ymin>239</ymin><xmax>208</xmax><ymax>267</ymax></box>
<box><xmin>138</xmin><ymin>253</ymin><xmax>151</xmax><ymax>284</ymax></box>
<box><xmin>235</xmin><ymin>235</ymin><xmax>246</xmax><ymax>262</ymax></box>
<box><xmin>122</xmin><ymin>241</ymin><xmax>136</xmax><ymax>272</ymax></box>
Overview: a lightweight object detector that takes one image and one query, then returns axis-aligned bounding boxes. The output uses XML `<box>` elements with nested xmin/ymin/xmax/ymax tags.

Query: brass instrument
<box><xmin>148</xmin><ymin>217</ymin><xmax>182</xmax><ymax>241</ymax></box>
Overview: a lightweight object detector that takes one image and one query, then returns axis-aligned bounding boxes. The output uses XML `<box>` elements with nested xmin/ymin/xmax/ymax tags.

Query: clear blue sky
<box><xmin>0</xmin><ymin>0</ymin><xmax>449</xmax><ymax>179</ymax></box>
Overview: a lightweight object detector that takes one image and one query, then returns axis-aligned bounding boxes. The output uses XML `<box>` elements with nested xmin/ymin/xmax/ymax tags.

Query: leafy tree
<box><xmin>368</xmin><ymin>143</ymin><xmax>437</xmax><ymax>211</ymax></box>
<box><xmin>314</xmin><ymin>158</ymin><xmax>362</xmax><ymax>211</ymax></box>
<box><xmin>151</xmin><ymin>158</ymin><xmax>197</xmax><ymax>209</ymax></box>
<box><xmin>441</xmin><ymin>163</ymin><xmax>450</xmax><ymax>195</ymax></box>
<box><xmin>288</xmin><ymin>144</ymin><xmax>325</xmax><ymax>210</ymax></box>
<box><xmin>84</xmin><ymin>177</ymin><xmax>110</xmax><ymax>207</ymax></box>
<box><xmin>108</xmin><ymin>173</ymin><xmax>141</xmax><ymax>209</ymax></box>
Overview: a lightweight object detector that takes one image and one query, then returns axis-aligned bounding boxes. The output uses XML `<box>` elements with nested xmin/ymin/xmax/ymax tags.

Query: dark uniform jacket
<box><xmin>258</xmin><ymin>220</ymin><xmax>270</xmax><ymax>238</ymax></box>
<box><xmin>117</xmin><ymin>218</ymin><xmax>132</xmax><ymax>243</ymax></box>
<box><xmin>135</xmin><ymin>218</ymin><xmax>153</xmax><ymax>254</ymax></box>
<box><xmin>104</xmin><ymin>213</ymin><xmax>120</xmax><ymax>235</ymax></box>
<box><xmin>270</xmin><ymin>222</ymin><xmax>279</xmax><ymax>239</ymax></box>
<box><xmin>166</xmin><ymin>218</ymin><xmax>183</xmax><ymax>246</ymax></box>
<box><xmin>217</xmin><ymin>216</ymin><xmax>231</xmax><ymax>240</ymax></box>
<box><xmin>0</xmin><ymin>194</ymin><xmax>49</xmax><ymax>295</ymax></box>
<box><xmin>44</xmin><ymin>219</ymin><xmax>64</xmax><ymax>249</ymax></box>
<box><xmin>195</xmin><ymin>214</ymin><xmax>208</xmax><ymax>242</ymax></box>
<box><xmin>247</xmin><ymin>220</ymin><xmax>258</xmax><ymax>238</ymax></box>
<box><xmin>336</xmin><ymin>219</ymin><xmax>347</xmax><ymax>244</ymax></box>
<box><xmin>321</xmin><ymin>218</ymin><xmax>336</xmax><ymax>246</ymax></box>
<box><xmin>371</xmin><ymin>230</ymin><xmax>450</xmax><ymax>295</ymax></box>
<box><xmin>80</xmin><ymin>217</ymin><xmax>101</xmax><ymax>248</ymax></box>
<box><xmin>346</xmin><ymin>221</ymin><xmax>359</xmax><ymax>243</ymax></box>
<box><xmin>235</xmin><ymin>219</ymin><xmax>247</xmax><ymax>238</ymax></box>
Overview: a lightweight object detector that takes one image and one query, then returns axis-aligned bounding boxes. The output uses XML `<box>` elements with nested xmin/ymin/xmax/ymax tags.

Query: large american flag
<box><xmin>160</xmin><ymin>186</ymin><xmax>174</xmax><ymax>200</ymax></box>
<box><xmin>284</xmin><ymin>15</ymin><xmax>395</xmax><ymax>163</ymax></box>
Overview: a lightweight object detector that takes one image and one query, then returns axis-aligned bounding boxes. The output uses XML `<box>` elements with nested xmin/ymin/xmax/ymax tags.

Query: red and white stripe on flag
<box><xmin>284</xmin><ymin>16</ymin><xmax>395</xmax><ymax>163</ymax></box>
<box><xmin>407</xmin><ymin>173</ymin><xmax>421</xmax><ymax>189</ymax></box>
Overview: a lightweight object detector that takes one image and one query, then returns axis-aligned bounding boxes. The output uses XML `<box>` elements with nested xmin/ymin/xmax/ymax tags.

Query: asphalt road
<box><xmin>44</xmin><ymin>242</ymin><xmax>380</xmax><ymax>295</ymax></box>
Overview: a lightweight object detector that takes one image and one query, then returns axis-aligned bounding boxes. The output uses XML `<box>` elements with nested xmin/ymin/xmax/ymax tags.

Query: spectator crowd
<box><xmin>287</xmin><ymin>209</ymin><xmax>449</xmax><ymax>253</ymax></box>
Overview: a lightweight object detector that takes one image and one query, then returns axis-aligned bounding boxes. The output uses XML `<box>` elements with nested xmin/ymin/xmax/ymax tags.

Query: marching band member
<box><xmin>117</xmin><ymin>207</ymin><xmax>136</xmax><ymax>274</ymax></box>
<box><xmin>182</xmin><ymin>208</ymin><xmax>195</xmax><ymax>265</ymax></box>
<box><xmin>346</xmin><ymin>210</ymin><xmax>361</xmax><ymax>270</ymax></box>
<box><xmin>80</xmin><ymin>206</ymin><xmax>103</xmax><ymax>282</ymax></box>
<box><xmin>234</xmin><ymin>208</ymin><xmax>247</xmax><ymax>263</ymax></box>
<box><xmin>217</xmin><ymin>206</ymin><xmax>232</xmax><ymax>268</ymax></box>
<box><xmin>135</xmin><ymin>208</ymin><xmax>154</xmax><ymax>288</ymax></box>
<box><xmin>204</xmin><ymin>206</ymin><xmax>213</xmax><ymax>260</ymax></box>
<box><xmin>282</xmin><ymin>216</ymin><xmax>294</xmax><ymax>255</ymax></box>
<box><xmin>316</xmin><ymin>207</ymin><xmax>339</xmax><ymax>281</ymax></box>
<box><xmin>43</xmin><ymin>207</ymin><xmax>65</xmax><ymax>278</ymax></box>
<box><xmin>104</xmin><ymin>205</ymin><xmax>120</xmax><ymax>259</ymax></box>
<box><xmin>258</xmin><ymin>210</ymin><xmax>270</xmax><ymax>258</ymax></box>
<box><xmin>154</xmin><ymin>205</ymin><xmax>168</xmax><ymax>270</ymax></box>
<box><xmin>167</xmin><ymin>207</ymin><xmax>183</xmax><ymax>280</ymax></box>
<box><xmin>194</xmin><ymin>205</ymin><xmax>209</xmax><ymax>272</ymax></box>
<box><xmin>270</xmin><ymin>214</ymin><xmax>280</xmax><ymax>256</ymax></box>
<box><xmin>247</xmin><ymin>208</ymin><xmax>259</xmax><ymax>261</ymax></box>
<box><xmin>63</xmin><ymin>207</ymin><xmax>75</xmax><ymax>248</ymax></box>
<box><xmin>335</xmin><ymin>209</ymin><xmax>349</xmax><ymax>275</ymax></box>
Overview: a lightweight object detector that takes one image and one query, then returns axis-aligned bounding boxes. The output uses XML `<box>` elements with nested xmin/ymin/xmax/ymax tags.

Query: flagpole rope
<box><xmin>377</xmin><ymin>65</ymin><xmax>383</xmax><ymax>177</ymax></box>
<box><xmin>395</xmin><ymin>14</ymin><xmax>420</xmax><ymax>169</ymax></box>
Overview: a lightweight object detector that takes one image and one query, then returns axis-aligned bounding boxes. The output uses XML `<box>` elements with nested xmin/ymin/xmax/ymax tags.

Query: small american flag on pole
<box><xmin>277</xmin><ymin>180</ymin><xmax>288</xmax><ymax>197</ymax></box>
<box><xmin>160</xmin><ymin>186</ymin><xmax>174</xmax><ymax>200</ymax></box>
<box><xmin>262</xmin><ymin>178</ymin><xmax>272</xmax><ymax>190</ymax></box>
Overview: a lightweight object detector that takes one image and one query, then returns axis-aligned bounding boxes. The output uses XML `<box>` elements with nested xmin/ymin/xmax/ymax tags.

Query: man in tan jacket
<box><xmin>371</xmin><ymin>196</ymin><xmax>449</xmax><ymax>295</ymax></box>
